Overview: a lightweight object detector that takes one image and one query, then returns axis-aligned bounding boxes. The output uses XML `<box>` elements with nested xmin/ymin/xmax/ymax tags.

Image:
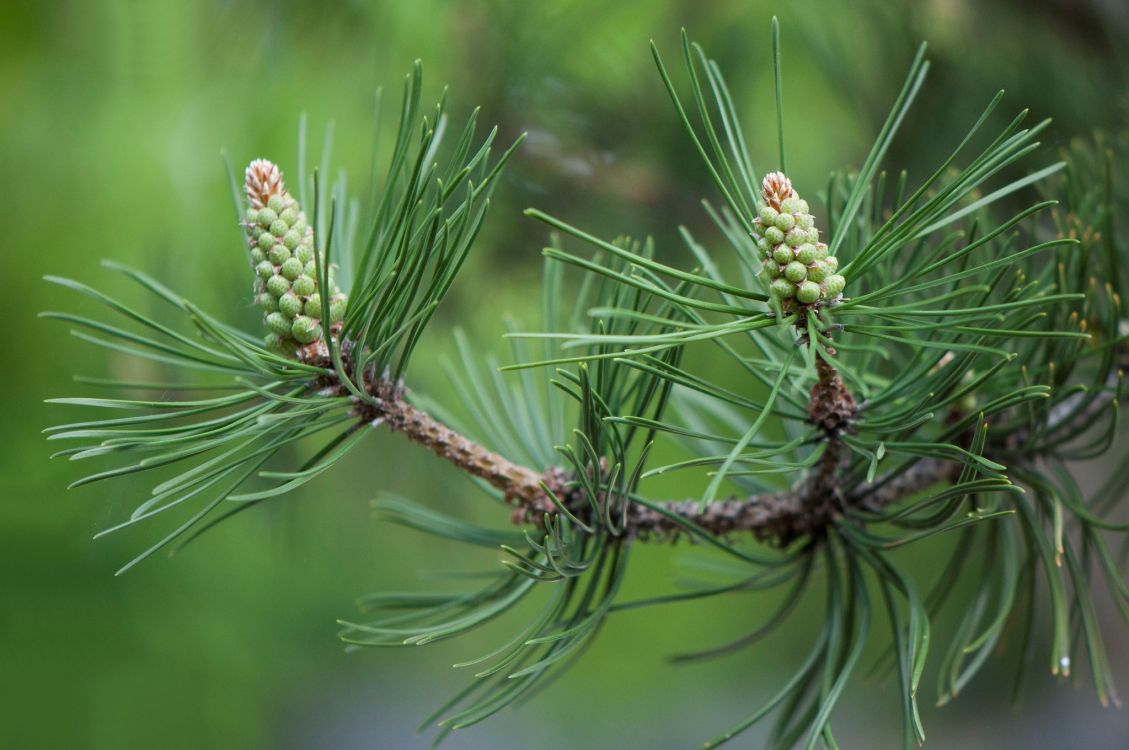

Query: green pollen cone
<box><xmin>749</xmin><ymin>172</ymin><xmax>846</xmax><ymax>306</ymax></box>
<box><xmin>242</xmin><ymin>159</ymin><xmax>348</xmax><ymax>354</ymax></box>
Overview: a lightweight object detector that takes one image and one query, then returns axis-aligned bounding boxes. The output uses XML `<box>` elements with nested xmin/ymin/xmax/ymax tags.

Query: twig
<box><xmin>326</xmin><ymin>344</ymin><xmax>1123</xmax><ymax>547</ymax></box>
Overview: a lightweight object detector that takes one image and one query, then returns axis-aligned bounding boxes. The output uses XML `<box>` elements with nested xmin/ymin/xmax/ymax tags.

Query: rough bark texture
<box><xmin>347</xmin><ymin>367</ymin><xmax>962</xmax><ymax>543</ymax></box>
<box><xmin>322</xmin><ymin>338</ymin><xmax>954</xmax><ymax>547</ymax></box>
<box><xmin>353</xmin><ymin>379</ymin><xmax>567</xmax><ymax>524</ymax></box>
<box><xmin>312</xmin><ymin>330</ymin><xmax>1126</xmax><ymax>547</ymax></box>
<box><xmin>627</xmin><ymin>456</ymin><xmax>961</xmax><ymax>543</ymax></box>
<box><xmin>787</xmin><ymin>346</ymin><xmax>859</xmax><ymax>541</ymax></box>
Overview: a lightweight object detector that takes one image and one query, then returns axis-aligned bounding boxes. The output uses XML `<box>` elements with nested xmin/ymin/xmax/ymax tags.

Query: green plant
<box><xmin>44</xmin><ymin>19</ymin><xmax>1128</xmax><ymax>749</ymax></box>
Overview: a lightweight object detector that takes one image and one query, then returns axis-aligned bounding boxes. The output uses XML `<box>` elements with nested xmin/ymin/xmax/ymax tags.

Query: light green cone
<box><xmin>242</xmin><ymin>159</ymin><xmax>348</xmax><ymax>355</ymax></box>
<box><xmin>750</xmin><ymin>172</ymin><xmax>847</xmax><ymax>307</ymax></box>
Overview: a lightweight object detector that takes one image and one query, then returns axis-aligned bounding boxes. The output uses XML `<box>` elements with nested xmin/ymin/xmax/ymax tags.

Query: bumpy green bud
<box><xmin>256</xmin><ymin>260</ymin><xmax>274</xmax><ymax>280</ymax></box>
<box><xmin>266</xmin><ymin>312</ymin><xmax>291</xmax><ymax>337</ymax></box>
<box><xmin>268</xmin><ymin>245</ymin><xmax>291</xmax><ymax>265</ymax></box>
<box><xmin>278</xmin><ymin>292</ymin><xmax>303</xmax><ymax>318</ymax></box>
<box><xmin>291</xmin><ymin>315</ymin><xmax>322</xmax><ymax>344</ymax></box>
<box><xmin>784</xmin><ymin>261</ymin><xmax>808</xmax><ymax>283</ymax></box>
<box><xmin>257</xmin><ymin>292</ymin><xmax>278</xmax><ymax>312</ymax></box>
<box><xmin>816</xmin><ymin>272</ymin><xmax>846</xmax><ymax>303</ymax></box>
<box><xmin>250</xmin><ymin>247</ymin><xmax>266</xmax><ymax>264</ymax></box>
<box><xmin>755</xmin><ymin>172</ymin><xmax>846</xmax><ymax>307</ymax></box>
<box><xmin>823</xmin><ymin>274</ymin><xmax>846</xmax><ymax>298</ymax></box>
<box><xmin>280</xmin><ymin>257</ymin><xmax>304</xmax><ymax>280</ymax></box>
<box><xmin>270</xmin><ymin>219</ymin><xmax>289</xmax><ymax>236</ymax></box>
<box><xmin>264</xmin><ymin>333</ymin><xmax>290</xmax><ymax>352</ymax></box>
<box><xmin>266</xmin><ymin>195</ymin><xmax>285</xmax><ymax>213</ymax></box>
<box><xmin>258</xmin><ymin>231</ymin><xmax>276</xmax><ymax>250</ymax></box>
<box><xmin>329</xmin><ymin>295</ymin><xmax>347</xmax><ymax>323</ymax></box>
<box><xmin>280</xmin><ymin>206</ymin><xmax>298</xmax><ymax>225</ymax></box>
<box><xmin>303</xmin><ymin>260</ymin><xmax>317</xmax><ymax>277</ymax></box>
<box><xmin>770</xmin><ymin>278</ymin><xmax>797</xmax><ymax>299</ymax></box>
<box><xmin>304</xmin><ymin>293</ymin><xmax>323</xmax><ymax>320</ymax></box>
<box><xmin>292</xmin><ymin>275</ymin><xmax>316</xmax><ymax>297</ymax></box>
<box><xmin>295</xmin><ymin>245</ymin><xmax>314</xmax><ymax>264</ymax></box>
<box><xmin>258</xmin><ymin>207</ymin><xmax>278</xmax><ymax>227</ymax></box>
<box><xmin>245</xmin><ymin>208</ymin><xmax>260</xmax><ymax>225</ymax></box>
<box><xmin>283</xmin><ymin>229</ymin><xmax>302</xmax><ymax>250</ymax></box>
<box><xmin>266</xmin><ymin>274</ymin><xmax>290</xmax><ymax>297</ymax></box>
<box><xmin>797</xmin><ymin>281</ymin><xmax>821</xmax><ymax>304</ymax></box>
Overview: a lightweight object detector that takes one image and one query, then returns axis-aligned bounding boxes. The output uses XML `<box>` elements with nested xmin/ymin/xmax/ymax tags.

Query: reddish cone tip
<box><xmin>244</xmin><ymin>159</ymin><xmax>285</xmax><ymax>210</ymax></box>
<box><xmin>761</xmin><ymin>171</ymin><xmax>794</xmax><ymax>210</ymax></box>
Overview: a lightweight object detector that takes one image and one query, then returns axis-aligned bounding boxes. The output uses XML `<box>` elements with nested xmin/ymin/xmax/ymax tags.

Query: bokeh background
<box><xmin>4</xmin><ymin>0</ymin><xmax>1129</xmax><ymax>748</ymax></box>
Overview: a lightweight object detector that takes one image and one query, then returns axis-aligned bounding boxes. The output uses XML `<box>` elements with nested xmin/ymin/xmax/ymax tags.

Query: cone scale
<box><xmin>242</xmin><ymin>159</ymin><xmax>347</xmax><ymax>356</ymax></box>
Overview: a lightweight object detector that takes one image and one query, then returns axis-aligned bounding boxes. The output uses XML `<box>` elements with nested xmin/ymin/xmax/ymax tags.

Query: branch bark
<box><xmin>353</xmin><ymin>378</ymin><xmax>567</xmax><ymax>523</ymax></box>
<box><xmin>354</xmin><ymin>378</ymin><xmax>954</xmax><ymax>545</ymax></box>
<box><xmin>328</xmin><ymin>345</ymin><xmax>1121</xmax><ymax>547</ymax></box>
<box><xmin>625</xmin><ymin>455</ymin><xmax>960</xmax><ymax>543</ymax></box>
<box><xmin>328</xmin><ymin>334</ymin><xmax>939</xmax><ymax>547</ymax></box>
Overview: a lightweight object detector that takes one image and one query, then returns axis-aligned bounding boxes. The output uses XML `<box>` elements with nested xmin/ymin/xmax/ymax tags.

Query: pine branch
<box><xmin>322</xmin><ymin>342</ymin><xmax>961</xmax><ymax>546</ymax></box>
<box><xmin>334</xmin><ymin>332</ymin><xmax>1128</xmax><ymax>547</ymax></box>
<box><xmin>628</xmin><ymin>456</ymin><xmax>961</xmax><ymax>543</ymax></box>
<box><xmin>351</xmin><ymin>374</ymin><xmax>568</xmax><ymax>523</ymax></box>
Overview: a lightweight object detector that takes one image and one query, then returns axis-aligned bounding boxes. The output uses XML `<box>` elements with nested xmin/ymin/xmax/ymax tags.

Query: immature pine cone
<box><xmin>242</xmin><ymin>159</ymin><xmax>348</xmax><ymax>356</ymax></box>
<box><xmin>751</xmin><ymin>172</ymin><xmax>845</xmax><ymax>306</ymax></box>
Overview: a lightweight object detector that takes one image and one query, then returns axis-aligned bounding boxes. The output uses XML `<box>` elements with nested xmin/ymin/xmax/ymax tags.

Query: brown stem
<box><xmin>792</xmin><ymin>342</ymin><xmax>859</xmax><ymax>537</ymax></box>
<box><xmin>326</xmin><ymin>336</ymin><xmax>1128</xmax><ymax>547</ymax></box>
<box><xmin>335</xmin><ymin>333</ymin><xmax>900</xmax><ymax>545</ymax></box>
<box><xmin>626</xmin><ymin>455</ymin><xmax>961</xmax><ymax>543</ymax></box>
<box><xmin>353</xmin><ymin>379</ymin><xmax>567</xmax><ymax>525</ymax></box>
<box><xmin>346</xmin><ymin>375</ymin><xmax>958</xmax><ymax>544</ymax></box>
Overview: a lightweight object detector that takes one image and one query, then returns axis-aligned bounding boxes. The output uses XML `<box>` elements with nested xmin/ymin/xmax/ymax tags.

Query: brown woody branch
<box><xmin>354</xmin><ymin>378</ymin><xmax>568</xmax><ymax>525</ymax></box>
<box><xmin>354</xmin><ymin>377</ymin><xmax>959</xmax><ymax>545</ymax></box>
<box><xmin>322</xmin><ymin>331</ymin><xmax>1127</xmax><ymax>547</ymax></box>
<box><xmin>323</xmin><ymin>334</ymin><xmax>965</xmax><ymax>547</ymax></box>
<box><xmin>624</xmin><ymin>455</ymin><xmax>961</xmax><ymax>543</ymax></box>
<box><xmin>325</xmin><ymin>329</ymin><xmax>1129</xmax><ymax>546</ymax></box>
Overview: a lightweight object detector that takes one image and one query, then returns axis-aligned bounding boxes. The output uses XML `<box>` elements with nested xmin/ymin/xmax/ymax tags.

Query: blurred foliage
<box><xmin>4</xmin><ymin>0</ymin><xmax>1128</xmax><ymax>748</ymax></box>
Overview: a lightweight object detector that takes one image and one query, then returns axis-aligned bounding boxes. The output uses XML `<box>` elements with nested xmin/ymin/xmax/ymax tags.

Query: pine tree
<box><xmin>43</xmin><ymin>20</ymin><xmax>1129</xmax><ymax>749</ymax></box>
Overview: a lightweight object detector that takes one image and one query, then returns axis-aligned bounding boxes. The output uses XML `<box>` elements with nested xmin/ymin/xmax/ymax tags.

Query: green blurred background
<box><xmin>4</xmin><ymin>0</ymin><xmax>1129</xmax><ymax>747</ymax></box>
